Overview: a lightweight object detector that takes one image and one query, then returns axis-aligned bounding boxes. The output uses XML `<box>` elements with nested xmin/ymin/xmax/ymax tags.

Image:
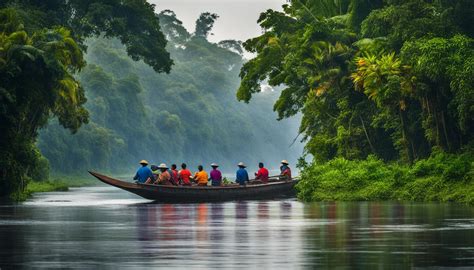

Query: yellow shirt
<box><xmin>194</xmin><ymin>171</ymin><xmax>208</xmax><ymax>185</ymax></box>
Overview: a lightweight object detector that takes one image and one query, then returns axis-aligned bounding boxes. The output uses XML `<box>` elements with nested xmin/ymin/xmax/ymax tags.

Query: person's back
<box><xmin>179</xmin><ymin>163</ymin><xmax>192</xmax><ymax>186</ymax></box>
<box><xmin>154</xmin><ymin>163</ymin><xmax>172</xmax><ymax>185</ymax></box>
<box><xmin>159</xmin><ymin>170</ymin><xmax>172</xmax><ymax>185</ymax></box>
<box><xmin>133</xmin><ymin>160</ymin><xmax>154</xmax><ymax>183</ymax></box>
<box><xmin>151</xmin><ymin>165</ymin><xmax>160</xmax><ymax>179</ymax></box>
<box><xmin>236</xmin><ymin>162</ymin><xmax>249</xmax><ymax>186</ymax></box>
<box><xmin>210</xmin><ymin>163</ymin><xmax>222</xmax><ymax>186</ymax></box>
<box><xmin>194</xmin><ymin>165</ymin><xmax>209</xmax><ymax>186</ymax></box>
<box><xmin>169</xmin><ymin>164</ymin><xmax>179</xmax><ymax>185</ymax></box>
<box><xmin>255</xmin><ymin>162</ymin><xmax>269</xmax><ymax>183</ymax></box>
<box><xmin>280</xmin><ymin>160</ymin><xmax>292</xmax><ymax>181</ymax></box>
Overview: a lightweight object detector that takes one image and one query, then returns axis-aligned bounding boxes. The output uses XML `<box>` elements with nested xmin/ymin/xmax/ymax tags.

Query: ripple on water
<box><xmin>0</xmin><ymin>187</ymin><xmax>473</xmax><ymax>269</ymax></box>
<box><xmin>355</xmin><ymin>222</ymin><xmax>474</xmax><ymax>233</ymax></box>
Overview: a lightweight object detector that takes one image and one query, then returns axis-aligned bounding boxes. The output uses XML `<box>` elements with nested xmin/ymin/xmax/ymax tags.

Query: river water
<box><xmin>0</xmin><ymin>187</ymin><xmax>473</xmax><ymax>269</ymax></box>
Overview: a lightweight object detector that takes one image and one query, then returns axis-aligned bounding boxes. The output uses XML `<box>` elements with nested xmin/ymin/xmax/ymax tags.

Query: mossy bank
<box><xmin>296</xmin><ymin>150</ymin><xmax>474</xmax><ymax>205</ymax></box>
<box><xmin>9</xmin><ymin>175</ymin><xmax>98</xmax><ymax>201</ymax></box>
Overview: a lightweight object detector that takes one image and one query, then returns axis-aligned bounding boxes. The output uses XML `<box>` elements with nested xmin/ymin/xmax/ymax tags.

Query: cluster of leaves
<box><xmin>0</xmin><ymin>1</ymin><xmax>172</xmax><ymax>198</ymax></box>
<box><xmin>296</xmin><ymin>149</ymin><xmax>474</xmax><ymax>204</ymax></box>
<box><xmin>237</xmin><ymin>0</ymin><xmax>474</xmax><ymax>164</ymax></box>
<box><xmin>38</xmin><ymin>11</ymin><xmax>302</xmax><ymax>175</ymax></box>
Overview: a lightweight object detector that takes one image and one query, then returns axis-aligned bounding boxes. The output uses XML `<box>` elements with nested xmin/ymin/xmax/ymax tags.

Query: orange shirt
<box><xmin>194</xmin><ymin>170</ymin><xmax>209</xmax><ymax>185</ymax></box>
<box><xmin>159</xmin><ymin>170</ymin><xmax>171</xmax><ymax>182</ymax></box>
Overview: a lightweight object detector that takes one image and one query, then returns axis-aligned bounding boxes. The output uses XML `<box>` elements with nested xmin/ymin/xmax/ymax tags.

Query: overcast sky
<box><xmin>150</xmin><ymin>0</ymin><xmax>286</xmax><ymax>43</ymax></box>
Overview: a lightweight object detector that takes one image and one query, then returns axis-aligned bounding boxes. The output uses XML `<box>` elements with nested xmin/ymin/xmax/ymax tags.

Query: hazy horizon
<box><xmin>151</xmin><ymin>0</ymin><xmax>286</xmax><ymax>45</ymax></box>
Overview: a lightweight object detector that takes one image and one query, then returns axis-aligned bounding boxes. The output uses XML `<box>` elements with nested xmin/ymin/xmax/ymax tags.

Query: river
<box><xmin>0</xmin><ymin>187</ymin><xmax>473</xmax><ymax>269</ymax></box>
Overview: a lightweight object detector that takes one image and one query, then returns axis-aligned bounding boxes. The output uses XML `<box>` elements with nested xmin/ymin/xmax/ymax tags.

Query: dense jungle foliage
<box><xmin>38</xmin><ymin>10</ymin><xmax>301</xmax><ymax>176</ymax></box>
<box><xmin>296</xmin><ymin>149</ymin><xmax>474</xmax><ymax>204</ymax></box>
<box><xmin>0</xmin><ymin>3</ymin><xmax>301</xmax><ymax>199</ymax></box>
<box><xmin>0</xmin><ymin>0</ymin><xmax>174</xmax><ymax>199</ymax></box>
<box><xmin>237</xmin><ymin>0</ymin><xmax>473</xmax><ymax>202</ymax></box>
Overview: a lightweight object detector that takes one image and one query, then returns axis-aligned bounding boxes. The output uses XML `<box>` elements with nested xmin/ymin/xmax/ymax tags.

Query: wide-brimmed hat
<box><xmin>237</xmin><ymin>162</ymin><xmax>246</xmax><ymax>167</ymax></box>
<box><xmin>211</xmin><ymin>163</ymin><xmax>219</xmax><ymax>167</ymax></box>
<box><xmin>139</xmin><ymin>160</ymin><xmax>149</xmax><ymax>165</ymax></box>
<box><xmin>281</xmin><ymin>160</ymin><xmax>289</xmax><ymax>165</ymax></box>
<box><xmin>151</xmin><ymin>165</ymin><xmax>159</xmax><ymax>171</ymax></box>
<box><xmin>158</xmin><ymin>163</ymin><xmax>168</xmax><ymax>169</ymax></box>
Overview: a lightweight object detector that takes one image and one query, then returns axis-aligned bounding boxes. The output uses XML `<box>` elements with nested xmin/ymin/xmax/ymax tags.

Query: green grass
<box><xmin>48</xmin><ymin>174</ymin><xmax>100</xmax><ymax>187</ymax></box>
<box><xmin>11</xmin><ymin>174</ymin><xmax>100</xmax><ymax>201</ymax></box>
<box><xmin>297</xmin><ymin>149</ymin><xmax>474</xmax><ymax>204</ymax></box>
<box><xmin>26</xmin><ymin>181</ymin><xmax>69</xmax><ymax>193</ymax></box>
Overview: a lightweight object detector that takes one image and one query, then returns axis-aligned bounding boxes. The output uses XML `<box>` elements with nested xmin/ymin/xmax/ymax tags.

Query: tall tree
<box><xmin>0</xmin><ymin>0</ymin><xmax>172</xmax><ymax>199</ymax></box>
<box><xmin>237</xmin><ymin>0</ymin><xmax>473</xmax><ymax>163</ymax></box>
<box><xmin>194</xmin><ymin>12</ymin><xmax>218</xmax><ymax>39</ymax></box>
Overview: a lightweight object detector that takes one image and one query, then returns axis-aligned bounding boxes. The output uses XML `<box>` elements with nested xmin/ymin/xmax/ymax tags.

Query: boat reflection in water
<box><xmin>0</xmin><ymin>187</ymin><xmax>473</xmax><ymax>268</ymax></box>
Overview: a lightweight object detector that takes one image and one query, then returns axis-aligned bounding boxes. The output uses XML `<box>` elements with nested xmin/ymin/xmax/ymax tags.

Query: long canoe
<box><xmin>89</xmin><ymin>171</ymin><xmax>299</xmax><ymax>202</ymax></box>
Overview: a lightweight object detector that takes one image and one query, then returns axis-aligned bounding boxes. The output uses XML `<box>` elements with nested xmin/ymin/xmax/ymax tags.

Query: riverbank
<box><xmin>12</xmin><ymin>175</ymin><xmax>99</xmax><ymax>201</ymax></box>
<box><xmin>296</xmin><ymin>150</ymin><xmax>474</xmax><ymax>204</ymax></box>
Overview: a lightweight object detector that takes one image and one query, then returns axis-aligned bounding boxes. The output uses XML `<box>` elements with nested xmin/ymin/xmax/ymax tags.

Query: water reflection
<box><xmin>257</xmin><ymin>201</ymin><xmax>269</xmax><ymax>220</ymax></box>
<box><xmin>302</xmin><ymin>202</ymin><xmax>474</xmax><ymax>268</ymax></box>
<box><xmin>0</xmin><ymin>188</ymin><xmax>473</xmax><ymax>269</ymax></box>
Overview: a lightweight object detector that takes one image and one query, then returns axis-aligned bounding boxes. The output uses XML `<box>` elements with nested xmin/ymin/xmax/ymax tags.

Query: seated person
<box><xmin>236</xmin><ymin>162</ymin><xmax>249</xmax><ymax>186</ymax></box>
<box><xmin>210</xmin><ymin>163</ymin><xmax>222</xmax><ymax>186</ymax></box>
<box><xmin>170</xmin><ymin>164</ymin><xmax>179</xmax><ymax>185</ymax></box>
<box><xmin>154</xmin><ymin>163</ymin><xmax>172</xmax><ymax>185</ymax></box>
<box><xmin>255</xmin><ymin>162</ymin><xmax>269</xmax><ymax>183</ymax></box>
<box><xmin>179</xmin><ymin>163</ymin><xmax>192</xmax><ymax>186</ymax></box>
<box><xmin>194</xmin><ymin>165</ymin><xmax>209</xmax><ymax>186</ymax></box>
<box><xmin>280</xmin><ymin>160</ymin><xmax>292</xmax><ymax>181</ymax></box>
<box><xmin>150</xmin><ymin>164</ymin><xmax>160</xmax><ymax>180</ymax></box>
<box><xmin>133</xmin><ymin>160</ymin><xmax>155</xmax><ymax>184</ymax></box>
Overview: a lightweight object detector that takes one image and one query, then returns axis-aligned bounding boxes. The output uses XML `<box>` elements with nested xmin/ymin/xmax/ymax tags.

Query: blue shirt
<box><xmin>236</xmin><ymin>168</ymin><xmax>249</xmax><ymax>185</ymax></box>
<box><xmin>134</xmin><ymin>166</ymin><xmax>154</xmax><ymax>183</ymax></box>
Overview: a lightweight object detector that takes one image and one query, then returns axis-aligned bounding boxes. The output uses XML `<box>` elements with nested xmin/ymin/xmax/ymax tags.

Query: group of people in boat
<box><xmin>133</xmin><ymin>160</ymin><xmax>292</xmax><ymax>186</ymax></box>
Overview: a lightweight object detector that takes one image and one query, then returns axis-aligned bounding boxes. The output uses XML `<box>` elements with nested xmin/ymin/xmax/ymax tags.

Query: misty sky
<box><xmin>151</xmin><ymin>0</ymin><xmax>286</xmax><ymax>43</ymax></box>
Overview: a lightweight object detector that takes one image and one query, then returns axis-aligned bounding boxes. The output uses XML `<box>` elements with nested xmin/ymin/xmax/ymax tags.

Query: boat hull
<box><xmin>89</xmin><ymin>171</ymin><xmax>298</xmax><ymax>202</ymax></box>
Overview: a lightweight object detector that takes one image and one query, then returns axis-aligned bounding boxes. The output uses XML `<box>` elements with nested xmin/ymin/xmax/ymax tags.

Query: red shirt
<box><xmin>171</xmin><ymin>169</ymin><xmax>179</xmax><ymax>185</ymax></box>
<box><xmin>179</xmin><ymin>169</ymin><xmax>192</xmax><ymax>185</ymax></box>
<box><xmin>256</xmin><ymin>167</ymin><xmax>269</xmax><ymax>183</ymax></box>
<box><xmin>281</xmin><ymin>167</ymin><xmax>292</xmax><ymax>180</ymax></box>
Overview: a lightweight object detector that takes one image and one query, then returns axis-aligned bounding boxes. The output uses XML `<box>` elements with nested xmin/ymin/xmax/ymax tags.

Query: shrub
<box><xmin>297</xmin><ymin>149</ymin><xmax>473</xmax><ymax>204</ymax></box>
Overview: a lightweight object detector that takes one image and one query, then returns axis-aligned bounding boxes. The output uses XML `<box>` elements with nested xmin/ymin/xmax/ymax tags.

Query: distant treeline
<box><xmin>1</xmin><ymin>1</ymin><xmax>302</xmax><ymax>199</ymax></box>
<box><xmin>37</xmin><ymin>11</ymin><xmax>302</xmax><ymax>175</ymax></box>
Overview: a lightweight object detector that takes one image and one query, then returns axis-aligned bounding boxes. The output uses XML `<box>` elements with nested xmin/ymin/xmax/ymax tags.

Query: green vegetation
<box><xmin>0</xmin><ymin>1</ymin><xmax>172</xmax><ymax>199</ymax></box>
<box><xmin>1</xmin><ymin>2</ymin><xmax>301</xmax><ymax>200</ymax></box>
<box><xmin>26</xmin><ymin>181</ymin><xmax>69</xmax><ymax>194</ymax></box>
<box><xmin>13</xmin><ymin>175</ymin><xmax>97</xmax><ymax>201</ymax></box>
<box><xmin>37</xmin><ymin>11</ymin><xmax>301</xmax><ymax>176</ymax></box>
<box><xmin>1</xmin><ymin>0</ymin><xmax>473</xmax><ymax>203</ymax></box>
<box><xmin>237</xmin><ymin>0</ymin><xmax>473</xmax><ymax>203</ymax></box>
<box><xmin>297</xmin><ymin>149</ymin><xmax>474</xmax><ymax>204</ymax></box>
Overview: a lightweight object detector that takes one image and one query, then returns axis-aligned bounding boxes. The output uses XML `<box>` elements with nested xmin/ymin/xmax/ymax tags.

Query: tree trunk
<box><xmin>399</xmin><ymin>109</ymin><xmax>413</xmax><ymax>163</ymax></box>
<box><xmin>441</xmin><ymin>110</ymin><xmax>451</xmax><ymax>151</ymax></box>
<box><xmin>360</xmin><ymin>115</ymin><xmax>376</xmax><ymax>155</ymax></box>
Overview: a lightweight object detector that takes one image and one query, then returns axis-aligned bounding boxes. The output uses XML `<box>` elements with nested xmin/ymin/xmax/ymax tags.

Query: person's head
<box><xmin>139</xmin><ymin>160</ymin><xmax>149</xmax><ymax>167</ymax></box>
<box><xmin>238</xmin><ymin>162</ymin><xmax>246</xmax><ymax>169</ymax></box>
<box><xmin>211</xmin><ymin>163</ymin><xmax>218</xmax><ymax>169</ymax></box>
<box><xmin>198</xmin><ymin>165</ymin><xmax>203</xmax><ymax>171</ymax></box>
<box><xmin>158</xmin><ymin>163</ymin><xmax>168</xmax><ymax>172</ymax></box>
<box><xmin>151</xmin><ymin>165</ymin><xmax>159</xmax><ymax>171</ymax></box>
<box><xmin>259</xmin><ymin>162</ymin><xmax>264</xmax><ymax>168</ymax></box>
<box><xmin>171</xmin><ymin>164</ymin><xmax>177</xmax><ymax>170</ymax></box>
<box><xmin>281</xmin><ymin>160</ymin><xmax>289</xmax><ymax>166</ymax></box>
<box><xmin>181</xmin><ymin>163</ymin><xmax>187</xmax><ymax>169</ymax></box>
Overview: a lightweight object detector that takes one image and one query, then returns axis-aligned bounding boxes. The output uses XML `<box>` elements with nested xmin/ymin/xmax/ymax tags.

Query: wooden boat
<box><xmin>89</xmin><ymin>171</ymin><xmax>299</xmax><ymax>202</ymax></box>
